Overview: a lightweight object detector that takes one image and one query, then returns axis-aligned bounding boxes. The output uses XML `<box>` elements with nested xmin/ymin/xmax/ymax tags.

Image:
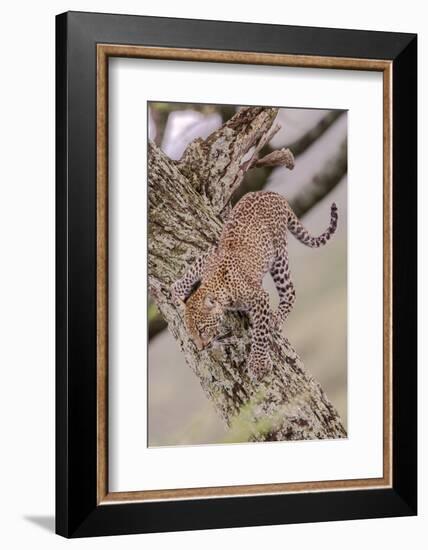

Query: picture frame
<box><xmin>56</xmin><ymin>10</ymin><xmax>417</xmax><ymax>538</ymax></box>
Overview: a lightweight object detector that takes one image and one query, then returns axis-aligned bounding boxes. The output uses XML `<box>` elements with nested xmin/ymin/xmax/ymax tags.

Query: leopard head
<box><xmin>183</xmin><ymin>287</ymin><xmax>223</xmax><ymax>350</ymax></box>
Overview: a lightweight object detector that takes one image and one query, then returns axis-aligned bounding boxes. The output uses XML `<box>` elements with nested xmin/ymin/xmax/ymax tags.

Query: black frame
<box><xmin>56</xmin><ymin>11</ymin><xmax>417</xmax><ymax>538</ymax></box>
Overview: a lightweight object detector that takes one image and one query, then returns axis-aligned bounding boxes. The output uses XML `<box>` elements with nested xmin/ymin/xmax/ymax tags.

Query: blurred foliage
<box><xmin>149</xmin><ymin>102</ymin><xmax>236</xmax><ymax>146</ymax></box>
<box><xmin>148</xmin><ymin>300</ymin><xmax>159</xmax><ymax>322</ymax></box>
<box><xmin>151</xmin><ymin>101</ymin><xmax>232</xmax><ymax>115</ymax></box>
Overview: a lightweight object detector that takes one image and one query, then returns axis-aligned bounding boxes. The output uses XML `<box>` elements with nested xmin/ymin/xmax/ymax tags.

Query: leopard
<box><xmin>171</xmin><ymin>190</ymin><xmax>338</xmax><ymax>378</ymax></box>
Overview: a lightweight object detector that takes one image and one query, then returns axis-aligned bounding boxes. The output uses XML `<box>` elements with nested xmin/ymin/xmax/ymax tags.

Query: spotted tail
<box><xmin>288</xmin><ymin>202</ymin><xmax>338</xmax><ymax>248</ymax></box>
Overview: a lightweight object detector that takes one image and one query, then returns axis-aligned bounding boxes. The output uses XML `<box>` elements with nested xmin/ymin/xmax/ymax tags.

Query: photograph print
<box><xmin>148</xmin><ymin>102</ymin><xmax>347</xmax><ymax>447</ymax></box>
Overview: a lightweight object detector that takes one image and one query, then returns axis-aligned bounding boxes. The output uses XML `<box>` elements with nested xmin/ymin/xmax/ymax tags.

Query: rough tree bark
<box><xmin>148</xmin><ymin>107</ymin><xmax>346</xmax><ymax>441</ymax></box>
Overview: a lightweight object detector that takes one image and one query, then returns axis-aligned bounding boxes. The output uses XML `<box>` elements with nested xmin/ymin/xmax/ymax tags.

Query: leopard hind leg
<box><xmin>270</xmin><ymin>248</ymin><xmax>296</xmax><ymax>331</ymax></box>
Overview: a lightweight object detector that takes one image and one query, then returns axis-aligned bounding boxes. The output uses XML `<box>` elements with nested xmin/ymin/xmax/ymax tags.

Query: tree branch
<box><xmin>176</xmin><ymin>107</ymin><xmax>279</xmax><ymax>214</ymax></box>
<box><xmin>284</xmin><ymin>110</ymin><xmax>344</xmax><ymax>157</ymax></box>
<box><xmin>231</xmin><ymin>110</ymin><xmax>346</xmax><ymax>205</ymax></box>
<box><xmin>290</xmin><ymin>139</ymin><xmax>347</xmax><ymax>218</ymax></box>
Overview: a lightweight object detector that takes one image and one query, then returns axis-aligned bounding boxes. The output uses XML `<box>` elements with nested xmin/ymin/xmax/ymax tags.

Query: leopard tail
<box><xmin>287</xmin><ymin>202</ymin><xmax>338</xmax><ymax>248</ymax></box>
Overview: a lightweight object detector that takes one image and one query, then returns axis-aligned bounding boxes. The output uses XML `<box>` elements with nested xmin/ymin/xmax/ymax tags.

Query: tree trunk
<box><xmin>148</xmin><ymin>107</ymin><xmax>346</xmax><ymax>441</ymax></box>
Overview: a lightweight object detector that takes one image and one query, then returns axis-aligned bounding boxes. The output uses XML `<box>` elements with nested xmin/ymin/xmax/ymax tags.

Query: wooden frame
<box><xmin>56</xmin><ymin>11</ymin><xmax>417</xmax><ymax>537</ymax></box>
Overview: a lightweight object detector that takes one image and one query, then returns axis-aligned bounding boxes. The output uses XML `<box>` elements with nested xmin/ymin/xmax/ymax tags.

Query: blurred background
<box><xmin>148</xmin><ymin>102</ymin><xmax>347</xmax><ymax>447</ymax></box>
